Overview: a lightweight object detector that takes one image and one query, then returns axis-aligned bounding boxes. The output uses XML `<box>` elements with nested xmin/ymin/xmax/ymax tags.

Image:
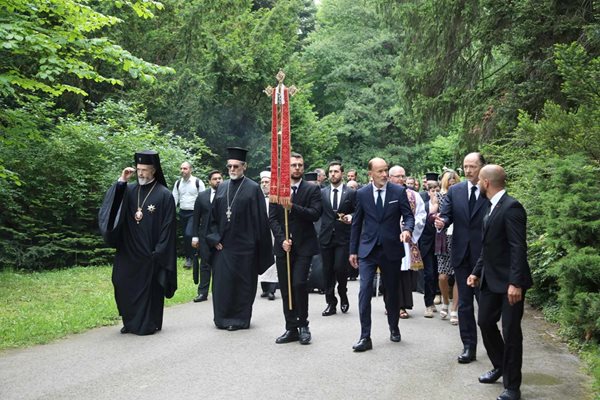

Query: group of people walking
<box><xmin>99</xmin><ymin>148</ymin><xmax>532</xmax><ymax>400</ymax></box>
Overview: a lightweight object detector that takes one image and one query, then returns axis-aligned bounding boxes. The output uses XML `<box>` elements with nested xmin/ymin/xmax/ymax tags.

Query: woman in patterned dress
<box><xmin>433</xmin><ymin>170</ymin><xmax>460</xmax><ymax>324</ymax></box>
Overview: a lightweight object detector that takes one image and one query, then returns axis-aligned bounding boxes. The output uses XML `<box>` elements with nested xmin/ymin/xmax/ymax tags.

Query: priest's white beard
<box><xmin>138</xmin><ymin>177</ymin><xmax>155</xmax><ymax>185</ymax></box>
<box><xmin>229</xmin><ymin>171</ymin><xmax>244</xmax><ymax>180</ymax></box>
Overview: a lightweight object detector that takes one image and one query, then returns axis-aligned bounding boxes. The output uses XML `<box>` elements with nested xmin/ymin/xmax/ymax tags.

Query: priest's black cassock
<box><xmin>98</xmin><ymin>180</ymin><xmax>177</xmax><ymax>335</ymax></box>
<box><xmin>206</xmin><ymin>176</ymin><xmax>273</xmax><ymax>329</ymax></box>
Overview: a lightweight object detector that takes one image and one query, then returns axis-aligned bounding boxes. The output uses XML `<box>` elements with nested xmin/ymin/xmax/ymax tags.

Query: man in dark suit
<box><xmin>349</xmin><ymin>157</ymin><xmax>415</xmax><ymax>352</ymax></box>
<box><xmin>270</xmin><ymin>152</ymin><xmax>322</xmax><ymax>345</ymax></box>
<box><xmin>467</xmin><ymin>165</ymin><xmax>532</xmax><ymax>400</ymax></box>
<box><xmin>419</xmin><ymin>174</ymin><xmax>439</xmax><ymax>316</ymax></box>
<box><xmin>435</xmin><ymin>152</ymin><xmax>488</xmax><ymax>363</ymax></box>
<box><xmin>319</xmin><ymin>161</ymin><xmax>357</xmax><ymax>316</ymax></box>
<box><xmin>191</xmin><ymin>170</ymin><xmax>222</xmax><ymax>302</ymax></box>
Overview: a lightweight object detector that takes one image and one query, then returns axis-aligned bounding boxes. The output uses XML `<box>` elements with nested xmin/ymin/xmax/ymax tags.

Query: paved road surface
<box><xmin>0</xmin><ymin>280</ymin><xmax>593</xmax><ymax>399</ymax></box>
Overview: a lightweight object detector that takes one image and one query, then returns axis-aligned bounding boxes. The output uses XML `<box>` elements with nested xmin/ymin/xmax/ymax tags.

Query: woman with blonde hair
<box><xmin>432</xmin><ymin>170</ymin><xmax>460</xmax><ymax>324</ymax></box>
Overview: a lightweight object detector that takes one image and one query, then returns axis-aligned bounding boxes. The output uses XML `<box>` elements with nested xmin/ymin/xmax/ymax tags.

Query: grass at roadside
<box><xmin>0</xmin><ymin>261</ymin><xmax>198</xmax><ymax>351</ymax></box>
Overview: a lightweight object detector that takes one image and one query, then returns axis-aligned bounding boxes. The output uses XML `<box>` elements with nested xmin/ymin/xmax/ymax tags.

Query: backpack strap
<box><xmin>176</xmin><ymin>177</ymin><xmax>200</xmax><ymax>192</ymax></box>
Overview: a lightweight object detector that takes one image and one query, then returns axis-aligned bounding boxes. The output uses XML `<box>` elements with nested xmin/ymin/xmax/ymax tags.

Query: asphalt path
<box><xmin>0</xmin><ymin>280</ymin><xmax>593</xmax><ymax>400</ymax></box>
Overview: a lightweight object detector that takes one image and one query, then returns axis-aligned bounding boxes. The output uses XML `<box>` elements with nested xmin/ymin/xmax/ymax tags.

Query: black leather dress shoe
<box><xmin>120</xmin><ymin>326</ymin><xmax>129</xmax><ymax>334</ymax></box>
<box><xmin>340</xmin><ymin>296</ymin><xmax>349</xmax><ymax>313</ymax></box>
<box><xmin>457</xmin><ymin>347</ymin><xmax>477</xmax><ymax>363</ymax></box>
<box><xmin>275</xmin><ymin>329</ymin><xmax>299</xmax><ymax>344</ymax></box>
<box><xmin>227</xmin><ymin>325</ymin><xmax>241</xmax><ymax>331</ymax></box>
<box><xmin>260</xmin><ymin>291</ymin><xmax>268</xmax><ymax>298</ymax></box>
<box><xmin>353</xmin><ymin>337</ymin><xmax>373</xmax><ymax>352</ymax></box>
<box><xmin>193</xmin><ymin>294</ymin><xmax>208</xmax><ymax>303</ymax></box>
<box><xmin>497</xmin><ymin>389</ymin><xmax>521</xmax><ymax>400</ymax></box>
<box><xmin>390</xmin><ymin>329</ymin><xmax>401</xmax><ymax>342</ymax></box>
<box><xmin>322</xmin><ymin>304</ymin><xmax>337</xmax><ymax>316</ymax></box>
<box><xmin>299</xmin><ymin>326</ymin><xmax>311</xmax><ymax>345</ymax></box>
<box><xmin>268</xmin><ymin>293</ymin><xmax>275</xmax><ymax>300</ymax></box>
<box><xmin>479</xmin><ymin>368</ymin><xmax>502</xmax><ymax>383</ymax></box>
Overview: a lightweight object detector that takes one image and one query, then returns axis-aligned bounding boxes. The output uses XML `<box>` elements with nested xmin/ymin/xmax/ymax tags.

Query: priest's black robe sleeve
<box><xmin>98</xmin><ymin>181</ymin><xmax>128</xmax><ymax>247</ymax></box>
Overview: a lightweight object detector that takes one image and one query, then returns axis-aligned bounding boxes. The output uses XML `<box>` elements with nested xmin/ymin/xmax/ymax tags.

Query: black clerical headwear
<box><xmin>304</xmin><ymin>172</ymin><xmax>318</xmax><ymax>181</ymax></box>
<box><xmin>134</xmin><ymin>150</ymin><xmax>167</xmax><ymax>187</ymax></box>
<box><xmin>425</xmin><ymin>172</ymin><xmax>439</xmax><ymax>182</ymax></box>
<box><xmin>227</xmin><ymin>147</ymin><xmax>248</xmax><ymax>162</ymax></box>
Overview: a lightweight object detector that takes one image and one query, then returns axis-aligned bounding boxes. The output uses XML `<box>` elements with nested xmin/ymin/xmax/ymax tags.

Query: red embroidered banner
<box><xmin>278</xmin><ymin>86</ymin><xmax>291</xmax><ymax>208</ymax></box>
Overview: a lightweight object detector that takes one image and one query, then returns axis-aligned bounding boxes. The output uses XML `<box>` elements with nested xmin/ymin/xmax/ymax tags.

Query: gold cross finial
<box><xmin>264</xmin><ymin>70</ymin><xmax>298</xmax><ymax>97</ymax></box>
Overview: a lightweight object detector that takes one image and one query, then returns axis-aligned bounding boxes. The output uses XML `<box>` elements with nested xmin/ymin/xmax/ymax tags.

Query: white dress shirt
<box><xmin>488</xmin><ymin>189</ymin><xmax>506</xmax><ymax>216</ymax></box>
<box><xmin>372</xmin><ymin>183</ymin><xmax>387</xmax><ymax>205</ymax></box>
<box><xmin>467</xmin><ymin>181</ymin><xmax>480</xmax><ymax>202</ymax></box>
<box><xmin>172</xmin><ymin>176</ymin><xmax>205</xmax><ymax>210</ymax></box>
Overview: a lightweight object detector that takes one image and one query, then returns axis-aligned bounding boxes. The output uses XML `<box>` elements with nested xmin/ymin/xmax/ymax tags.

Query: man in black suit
<box><xmin>419</xmin><ymin>174</ymin><xmax>439</xmax><ymax>317</ymax></box>
<box><xmin>467</xmin><ymin>165</ymin><xmax>532</xmax><ymax>400</ymax></box>
<box><xmin>191</xmin><ymin>170</ymin><xmax>223</xmax><ymax>302</ymax></box>
<box><xmin>319</xmin><ymin>161</ymin><xmax>357</xmax><ymax>316</ymax></box>
<box><xmin>349</xmin><ymin>157</ymin><xmax>415</xmax><ymax>352</ymax></box>
<box><xmin>435</xmin><ymin>152</ymin><xmax>488</xmax><ymax>363</ymax></box>
<box><xmin>270</xmin><ymin>152</ymin><xmax>323</xmax><ymax>345</ymax></box>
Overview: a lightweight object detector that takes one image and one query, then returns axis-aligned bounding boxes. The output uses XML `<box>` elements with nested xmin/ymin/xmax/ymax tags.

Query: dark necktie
<box><xmin>376</xmin><ymin>189</ymin><xmax>384</xmax><ymax>217</ymax></box>
<box><xmin>483</xmin><ymin>200</ymin><xmax>493</xmax><ymax>229</ymax></box>
<box><xmin>332</xmin><ymin>188</ymin><xmax>339</xmax><ymax>211</ymax></box>
<box><xmin>469</xmin><ymin>186</ymin><xmax>477</xmax><ymax>214</ymax></box>
<box><xmin>291</xmin><ymin>186</ymin><xmax>297</xmax><ymax>200</ymax></box>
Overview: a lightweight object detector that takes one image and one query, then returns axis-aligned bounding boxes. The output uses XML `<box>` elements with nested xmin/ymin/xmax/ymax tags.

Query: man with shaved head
<box><xmin>349</xmin><ymin>158</ymin><xmax>415</xmax><ymax>352</ymax></box>
<box><xmin>173</xmin><ymin>161</ymin><xmax>205</xmax><ymax>268</ymax></box>
<box><xmin>467</xmin><ymin>165</ymin><xmax>532</xmax><ymax>400</ymax></box>
<box><xmin>435</xmin><ymin>152</ymin><xmax>488</xmax><ymax>363</ymax></box>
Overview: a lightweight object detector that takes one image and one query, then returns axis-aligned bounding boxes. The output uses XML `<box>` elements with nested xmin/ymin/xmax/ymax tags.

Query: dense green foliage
<box><xmin>0</xmin><ymin>0</ymin><xmax>598</xmax><ymax>385</ymax></box>
<box><xmin>0</xmin><ymin>0</ymin><xmax>173</xmax><ymax>99</ymax></box>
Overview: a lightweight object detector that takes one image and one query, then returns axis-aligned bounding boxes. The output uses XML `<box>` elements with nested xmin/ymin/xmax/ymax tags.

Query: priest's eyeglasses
<box><xmin>226</xmin><ymin>164</ymin><xmax>243</xmax><ymax>170</ymax></box>
<box><xmin>290</xmin><ymin>163</ymin><xmax>304</xmax><ymax>168</ymax></box>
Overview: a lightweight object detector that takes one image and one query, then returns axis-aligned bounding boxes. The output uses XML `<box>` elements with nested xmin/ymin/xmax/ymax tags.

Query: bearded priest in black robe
<box><xmin>206</xmin><ymin>147</ymin><xmax>273</xmax><ymax>331</ymax></box>
<box><xmin>98</xmin><ymin>150</ymin><xmax>177</xmax><ymax>335</ymax></box>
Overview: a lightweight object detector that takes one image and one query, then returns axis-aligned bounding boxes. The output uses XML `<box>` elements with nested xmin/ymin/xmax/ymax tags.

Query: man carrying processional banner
<box><xmin>266</xmin><ymin>71</ymin><xmax>323</xmax><ymax>346</ymax></box>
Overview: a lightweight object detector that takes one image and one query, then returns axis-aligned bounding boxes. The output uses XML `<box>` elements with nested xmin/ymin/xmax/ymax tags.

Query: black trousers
<box><xmin>179</xmin><ymin>209</ymin><xmax>195</xmax><ymax>259</ymax></box>
<box><xmin>321</xmin><ymin>244</ymin><xmax>349</xmax><ymax>306</ymax></box>
<box><xmin>422</xmin><ymin>248</ymin><xmax>437</xmax><ymax>307</ymax></box>
<box><xmin>276</xmin><ymin>254</ymin><xmax>312</xmax><ymax>330</ymax></box>
<box><xmin>197</xmin><ymin>262</ymin><xmax>212</xmax><ymax>296</ymax></box>
<box><xmin>478</xmin><ymin>285</ymin><xmax>526</xmax><ymax>391</ymax></box>
<box><xmin>455</xmin><ymin>259</ymin><xmax>480</xmax><ymax>349</ymax></box>
<box><xmin>260</xmin><ymin>282</ymin><xmax>277</xmax><ymax>294</ymax></box>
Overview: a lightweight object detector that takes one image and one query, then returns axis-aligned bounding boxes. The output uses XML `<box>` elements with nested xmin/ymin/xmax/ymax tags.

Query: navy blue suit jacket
<box><xmin>350</xmin><ymin>182</ymin><xmax>415</xmax><ymax>261</ymax></box>
<box><xmin>439</xmin><ymin>180</ymin><xmax>487</xmax><ymax>269</ymax></box>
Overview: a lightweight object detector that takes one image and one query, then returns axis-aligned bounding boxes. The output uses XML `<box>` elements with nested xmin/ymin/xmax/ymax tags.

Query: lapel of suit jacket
<box><xmin>471</xmin><ymin>189</ymin><xmax>487</xmax><ymax>218</ymax></box>
<box><xmin>483</xmin><ymin>193</ymin><xmax>506</xmax><ymax>238</ymax></box>
<box><xmin>456</xmin><ymin>182</ymin><xmax>470</xmax><ymax>221</ymax></box>
<box><xmin>322</xmin><ymin>185</ymin><xmax>335</xmax><ymax>216</ymax></box>
<box><xmin>339</xmin><ymin>184</ymin><xmax>348</xmax><ymax>204</ymax></box>
<box><xmin>296</xmin><ymin>180</ymin><xmax>306</xmax><ymax>202</ymax></box>
<box><xmin>381</xmin><ymin>183</ymin><xmax>393</xmax><ymax>220</ymax></box>
<box><xmin>363</xmin><ymin>183</ymin><xmax>379</xmax><ymax>220</ymax></box>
